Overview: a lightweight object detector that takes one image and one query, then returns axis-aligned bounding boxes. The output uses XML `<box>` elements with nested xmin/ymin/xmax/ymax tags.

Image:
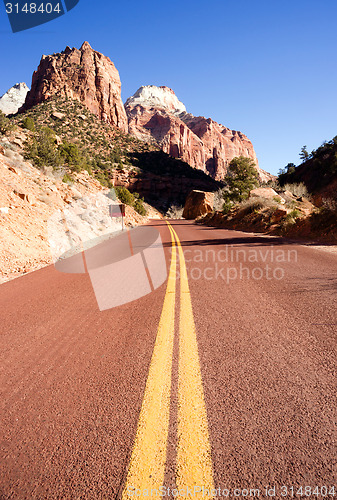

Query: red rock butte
<box><xmin>20</xmin><ymin>42</ymin><xmax>271</xmax><ymax>182</ymax></box>
<box><xmin>125</xmin><ymin>85</ymin><xmax>269</xmax><ymax>181</ymax></box>
<box><xmin>20</xmin><ymin>41</ymin><xmax>128</xmax><ymax>133</ymax></box>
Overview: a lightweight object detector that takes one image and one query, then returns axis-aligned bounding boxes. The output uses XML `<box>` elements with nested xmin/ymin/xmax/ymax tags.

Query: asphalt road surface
<box><xmin>1</xmin><ymin>220</ymin><xmax>336</xmax><ymax>499</ymax></box>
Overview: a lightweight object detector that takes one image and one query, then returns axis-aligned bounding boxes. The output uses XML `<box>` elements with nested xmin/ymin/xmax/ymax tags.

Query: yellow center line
<box><xmin>168</xmin><ymin>224</ymin><xmax>215</xmax><ymax>498</ymax></box>
<box><xmin>122</xmin><ymin>225</ymin><xmax>177</xmax><ymax>498</ymax></box>
<box><xmin>122</xmin><ymin>222</ymin><xmax>214</xmax><ymax>498</ymax></box>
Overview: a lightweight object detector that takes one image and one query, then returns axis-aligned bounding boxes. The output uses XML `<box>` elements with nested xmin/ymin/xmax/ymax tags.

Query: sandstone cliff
<box><xmin>21</xmin><ymin>42</ymin><xmax>128</xmax><ymax>132</ymax></box>
<box><xmin>125</xmin><ymin>85</ymin><xmax>268</xmax><ymax>182</ymax></box>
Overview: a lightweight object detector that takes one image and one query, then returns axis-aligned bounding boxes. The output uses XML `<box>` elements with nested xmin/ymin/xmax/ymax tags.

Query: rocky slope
<box><xmin>0</xmin><ymin>128</ymin><xmax>160</xmax><ymax>283</ymax></box>
<box><xmin>198</xmin><ymin>187</ymin><xmax>337</xmax><ymax>243</ymax></box>
<box><xmin>0</xmin><ymin>83</ymin><xmax>29</xmax><ymax>115</ymax></box>
<box><xmin>125</xmin><ymin>85</ymin><xmax>268</xmax><ymax>182</ymax></box>
<box><xmin>20</xmin><ymin>42</ymin><xmax>128</xmax><ymax>132</ymax></box>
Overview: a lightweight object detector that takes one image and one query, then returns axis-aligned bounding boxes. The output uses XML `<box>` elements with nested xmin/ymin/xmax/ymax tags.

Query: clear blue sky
<box><xmin>1</xmin><ymin>0</ymin><xmax>336</xmax><ymax>175</ymax></box>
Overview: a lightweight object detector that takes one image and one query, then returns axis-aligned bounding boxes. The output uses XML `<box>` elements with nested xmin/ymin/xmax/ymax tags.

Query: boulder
<box><xmin>183</xmin><ymin>190</ymin><xmax>214</xmax><ymax>219</ymax></box>
<box><xmin>250</xmin><ymin>187</ymin><xmax>285</xmax><ymax>204</ymax></box>
<box><xmin>52</xmin><ymin>112</ymin><xmax>65</xmax><ymax>120</ymax></box>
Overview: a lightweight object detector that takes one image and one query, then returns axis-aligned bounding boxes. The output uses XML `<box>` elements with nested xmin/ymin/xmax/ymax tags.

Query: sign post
<box><xmin>109</xmin><ymin>203</ymin><xmax>126</xmax><ymax>230</ymax></box>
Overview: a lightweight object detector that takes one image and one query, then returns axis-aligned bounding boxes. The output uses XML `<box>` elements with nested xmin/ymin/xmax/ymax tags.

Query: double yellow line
<box><xmin>122</xmin><ymin>223</ymin><xmax>214</xmax><ymax>498</ymax></box>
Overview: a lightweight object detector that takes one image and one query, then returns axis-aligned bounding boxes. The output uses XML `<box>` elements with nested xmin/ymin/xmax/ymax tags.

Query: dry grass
<box><xmin>166</xmin><ymin>204</ymin><xmax>184</xmax><ymax>219</ymax></box>
<box><xmin>283</xmin><ymin>182</ymin><xmax>309</xmax><ymax>198</ymax></box>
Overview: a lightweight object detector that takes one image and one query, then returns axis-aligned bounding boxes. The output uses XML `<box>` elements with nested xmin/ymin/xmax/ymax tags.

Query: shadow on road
<box><xmin>162</xmin><ymin>236</ymin><xmax>288</xmax><ymax>248</ymax></box>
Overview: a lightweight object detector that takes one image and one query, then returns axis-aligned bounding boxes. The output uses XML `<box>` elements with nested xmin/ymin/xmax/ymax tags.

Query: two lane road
<box><xmin>1</xmin><ymin>220</ymin><xmax>336</xmax><ymax>498</ymax></box>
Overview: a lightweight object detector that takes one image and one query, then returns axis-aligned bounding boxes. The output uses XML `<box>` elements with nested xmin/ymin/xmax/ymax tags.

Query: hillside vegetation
<box><xmin>12</xmin><ymin>97</ymin><xmax>156</xmax><ymax>187</ymax></box>
<box><xmin>278</xmin><ymin>136</ymin><xmax>337</xmax><ymax>201</ymax></box>
<box><xmin>7</xmin><ymin>97</ymin><xmax>221</xmax><ymax>212</ymax></box>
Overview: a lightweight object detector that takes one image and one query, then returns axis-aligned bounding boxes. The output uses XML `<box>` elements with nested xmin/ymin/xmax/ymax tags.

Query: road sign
<box><xmin>109</xmin><ymin>204</ymin><xmax>125</xmax><ymax>218</ymax></box>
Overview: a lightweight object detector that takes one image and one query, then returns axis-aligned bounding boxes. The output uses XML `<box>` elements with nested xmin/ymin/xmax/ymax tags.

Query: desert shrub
<box><xmin>321</xmin><ymin>197</ymin><xmax>337</xmax><ymax>213</ymax></box>
<box><xmin>222</xmin><ymin>201</ymin><xmax>233</xmax><ymax>214</ymax></box>
<box><xmin>286</xmin><ymin>209</ymin><xmax>301</xmax><ymax>222</ymax></box>
<box><xmin>213</xmin><ymin>189</ymin><xmax>225</xmax><ymax>211</ymax></box>
<box><xmin>115</xmin><ymin>186</ymin><xmax>134</xmax><ymax>205</ymax></box>
<box><xmin>114</xmin><ymin>186</ymin><xmax>147</xmax><ymax>215</ymax></box>
<box><xmin>21</xmin><ymin>116</ymin><xmax>35</xmax><ymax>131</ymax></box>
<box><xmin>283</xmin><ymin>182</ymin><xmax>309</xmax><ymax>198</ymax></box>
<box><xmin>166</xmin><ymin>204</ymin><xmax>184</xmax><ymax>219</ymax></box>
<box><xmin>59</xmin><ymin>141</ymin><xmax>87</xmax><ymax>172</ymax></box>
<box><xmin>237</xmin><ymin>199</ymin><xmax>265</xmax><ymax>217</ymax></box>
<box><xmin>133</xmin><ymin>197</ymin><xmax>147</xmax><ymax>216</ymax></box>
<box><xmin>285</xmin><ymin>199</ymin><xmax>297</xmax><ymax>209</ymax></box>
<box><xmin>62</xmin><ymin>173</ymin><xmax>74</xmax><ymax>184</ymax></box>
<box><xmin>25</xmin><ymin>127</ymin><xmax>61</xmax><ymax>168</ymax></box>
<box><xmin>94</xmin><ymin>170</ymin><xmax>113</xmax><ymax>188</ymax></box>
<box><xmin>0</xmin><ymin>111</ymin><xmax>14</xmax><ymax>135</ymax></box>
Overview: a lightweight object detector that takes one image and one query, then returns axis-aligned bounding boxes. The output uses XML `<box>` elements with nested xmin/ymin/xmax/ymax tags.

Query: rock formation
<box><xmin>0</xmin><ymin>83</ymin><xmax>29</xmax><ymax>115</ymax></box>
<box><xmin>182</xmin><ymin>190</ymin><xmax>214</xmax><ymax>219</ymax></box>
<box><xmin>125</xmin><ymin>85</ymin><xmax>186</xmax><ymax>114</ymax></box>
<box><xmin>20</xmin><ymin>42</ymin><xmax>128</xmax><ymax>132</ymax></box>
<box><xmin>125</xmin><ymin>85</ymin><xmax>268</xmax><ymax>181</ymax></box>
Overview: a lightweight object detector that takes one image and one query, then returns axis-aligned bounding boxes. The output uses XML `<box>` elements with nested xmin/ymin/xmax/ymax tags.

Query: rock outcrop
<box><xmin>250</xmin><ymin>187</ymin><xmax>285</xmax><ymax>204</ymax></box>
<box><xmin>0</xmin><ymin>83</ymin><xmax>29</xmax><ymax>115</ymax></box>
<box><xmin>182</xmin><ymin>190</ymin><xmax>214</xmax><ymax>219</ymax></box>
<box><xmin>21</xmin><ymin>42</ymin><xmax>128</xmax><ymax>132</ymax></box>
<box><xmin>125</xmin><ymin>85</ymin><xmax>267</xmax><ymax>182</ymax></box>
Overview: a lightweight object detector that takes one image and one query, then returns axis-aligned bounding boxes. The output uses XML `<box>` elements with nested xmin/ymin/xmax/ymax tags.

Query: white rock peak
<box><xmin>125</xmin><ymin>85</ymin><xmax>186</xmax><ymax>115</ymax></box>
<box><xmin>0</xmin><ymin>82</ymin><xmax>30</xmax><ymax>115</ymax></box>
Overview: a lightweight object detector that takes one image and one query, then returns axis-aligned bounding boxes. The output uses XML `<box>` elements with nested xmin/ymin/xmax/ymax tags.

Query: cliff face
<box><xmin>21</xmin><ymin>42</ymin><xmax>128</xmax><ymax>132</ymax></box>
<box><xmin>125</xmin><ymin>85</ymin><xmax>267</xmax><ymax>181</ymax></box>
<box><xmin>0</xmin><ymin>83</ymin><xmax>29</xmax><ymax>115</ymax></box>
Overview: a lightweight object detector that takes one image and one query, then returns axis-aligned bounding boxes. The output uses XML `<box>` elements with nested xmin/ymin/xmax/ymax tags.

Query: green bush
<box><xmin>222</xmin><ymin>201</ymin><xmax>233</xmax><ymax>214</ymax></box>
<box><xmin>59</xmin><ymin>142</ymin><xmax>86</xmax><ymax>171</ymax></box>
<box><xmin>25</xmin><ymin>127</ymin><xmax>61</xmax><ymax>168</ymax></box>
<box><xmin>114</xmin><ymin>186</ymin><xmax>147</xmax><ymax>216</ymax></box>
<box><xmin>21</xmin><ymin>116</ymin><xmax>35</xmax><ymax>131</ymax></box>
<box><xmin>115</xmin><ymin>186</ymin><xmax>134</xmax><ymax>205</ymax></box>
<box><xmin>62</xmin><ymin>173</ymin><xmax>74</xmax><ymax>183</ymax></box>
<box><xmin>0</xmin><ymin>111</ymin><xmax>14</xmax><ymax>135</ymax></box>
<box><xmin>133</xmin><ymin>197</ymin><xmax>147</xmax><ymax>216</ymax></box>
<box><xmin>286</xmin><ymin>209</ymin><xmax>301</xmax><ymax>222</ymax></box>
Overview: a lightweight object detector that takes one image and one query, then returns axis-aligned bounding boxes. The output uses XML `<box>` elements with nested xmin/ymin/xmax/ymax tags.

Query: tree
<box><xmin>59</xmin><ymin>142</ymin><xmax>85</xmax><ymax>171</ymax></box>
<box><xmin>223</xmin><ymin>156</ymin><xmax>259</xmax><ymax>206</ymax></box>
<box><xmin>25</xmin><ymin>127</ymin><xmax>61</xmax><ymax>168</ymax></box>
<box><xmin>285</xmin><ymin>163</ymin><xmax>296</xmax><ymax>174</ymax></box>
<box><xmin>300</xmin><ymin>145</ymin><xmax>309</xmax><ymax>162</ymax></box>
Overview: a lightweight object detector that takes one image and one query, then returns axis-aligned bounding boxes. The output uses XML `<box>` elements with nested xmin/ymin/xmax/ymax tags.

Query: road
<box><xmin>1</xmin><ymin>220</ymin><xmax>336</xmax><ymax>499</ymax></box>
